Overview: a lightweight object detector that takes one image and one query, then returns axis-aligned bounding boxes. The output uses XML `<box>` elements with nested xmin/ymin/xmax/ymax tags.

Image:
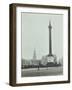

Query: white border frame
<box><xmin>16</xmin><ymin>7</ymin><xmax>68</xmax><ymax>83</ymax></box>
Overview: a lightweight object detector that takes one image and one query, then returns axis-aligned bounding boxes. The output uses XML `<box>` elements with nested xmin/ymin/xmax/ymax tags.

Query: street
<box><xmin>21</xmin><ymin>66</ymin><xmax>63</xmax><ymax>77</ymax></box>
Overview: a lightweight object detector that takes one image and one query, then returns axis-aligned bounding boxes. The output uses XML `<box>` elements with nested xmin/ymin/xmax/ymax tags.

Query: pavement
<box><xmin>21</xmin><ymin>66</ymin><xmax>63</xmax><ymax>77</ymax></box>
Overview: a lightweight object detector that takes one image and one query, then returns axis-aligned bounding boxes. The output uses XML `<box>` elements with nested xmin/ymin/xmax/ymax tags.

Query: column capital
<box><xmin>48</xmin><ymin>21</ymin><xmax>52</xmax><ymax>29</ymax></box>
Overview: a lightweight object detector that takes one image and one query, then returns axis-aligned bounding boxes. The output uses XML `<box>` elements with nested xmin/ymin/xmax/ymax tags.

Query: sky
<box><xmin>21</xmin><ymin>12</ymin><xmax>63</xmax><ymax>60</ymax></box>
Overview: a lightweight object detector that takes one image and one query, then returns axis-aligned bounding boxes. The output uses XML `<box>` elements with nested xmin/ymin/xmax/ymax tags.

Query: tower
<box><xmin>42</xmin><ymin>21</ymin><xmax>57</xmax><ymax>65</ymax></box>
<box><xmin>48</xmin><ymin>21</ymin><xmax>52</xmax><ymax>56</ymax></box>
<box><xmin>33</xmin><ymin>49</ymin><xmax>36</xmax><ymax>60</ymax></box>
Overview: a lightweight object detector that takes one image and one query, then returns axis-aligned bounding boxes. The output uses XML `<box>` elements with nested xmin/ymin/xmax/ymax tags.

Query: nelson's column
<box><xmin>46</xmin><ymin>21</ymin><xmax>57</xmax><ymax>64</ymax></box>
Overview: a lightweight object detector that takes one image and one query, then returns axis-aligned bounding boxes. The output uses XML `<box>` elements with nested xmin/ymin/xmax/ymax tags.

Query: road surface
<box><xmin>21</xmin><ymin>66</ymin><xmax>63</xmax><ymax>77</ymax></box>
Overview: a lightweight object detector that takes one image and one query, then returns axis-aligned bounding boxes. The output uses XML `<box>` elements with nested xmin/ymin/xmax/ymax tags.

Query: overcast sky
<box><xmin>21</xmin><ymin>13</ymin><xmax>63</xmax><ymax>60</ymax></box>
